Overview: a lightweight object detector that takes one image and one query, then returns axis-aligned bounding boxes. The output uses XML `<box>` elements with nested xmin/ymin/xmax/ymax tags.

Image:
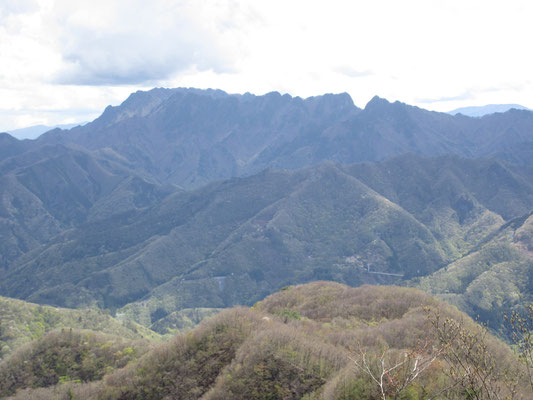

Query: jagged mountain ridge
<box><xmin>25</xmin><ymin>87</ymin><xmax>533</xmax><ymax>188</ymax></box>
<box><xmin>36</xmin><ymin>88</ymin><xmax>358</xmax><ymax>188</ymax></box>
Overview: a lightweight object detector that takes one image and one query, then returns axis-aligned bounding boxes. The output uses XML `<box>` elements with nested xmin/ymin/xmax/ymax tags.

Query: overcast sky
<box><xmin>1</xmin><ymin>0</ymin><xmax>532</xmax><ymax>131</ymax></box>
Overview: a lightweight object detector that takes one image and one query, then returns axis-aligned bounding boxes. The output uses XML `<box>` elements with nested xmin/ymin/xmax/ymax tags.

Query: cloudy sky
<box><xmin>1</xmin><ymin>0</ymin><xmax>532</xmax><ymax>131</ymax></box>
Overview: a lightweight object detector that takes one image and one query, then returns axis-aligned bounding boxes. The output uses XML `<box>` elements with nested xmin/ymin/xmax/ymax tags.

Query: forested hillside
<box><xmin>1</xmin><ymin>155</ymin><xmax>531</xmax><ymax>334</ymax></box>
<box><xmin>0</xmin><ymin>296</ymin><xmax>160</xmax><ymax>360</ymax></box>
<box><xmin>1</xmin><ymin>283</ymin><xmax>530</xmax><ymax>399</ymax></box>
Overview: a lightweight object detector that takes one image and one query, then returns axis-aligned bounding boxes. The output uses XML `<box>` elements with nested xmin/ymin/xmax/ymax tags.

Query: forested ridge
<box><xmin>1</xmin><ymin>283</ymin><xmax>531</xmax><ymax>399</ymax></box>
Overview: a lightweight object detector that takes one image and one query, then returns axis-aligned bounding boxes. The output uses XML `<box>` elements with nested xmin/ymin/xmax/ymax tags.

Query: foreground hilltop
<box><xmin>1</xmin><ymin>282</ymin><xmax>530</xmax><ymax>399</ymax></box>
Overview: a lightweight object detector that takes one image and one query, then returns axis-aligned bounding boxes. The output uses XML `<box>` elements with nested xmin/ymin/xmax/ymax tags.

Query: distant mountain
<box><xmin>6</xmin><ymin>122</ymin><xmax>87</xmax><ymax>140</ymax></box>
<box><xmin>448</xmin><ymin>104</ymin><xmax>530</xmax><ymax>117</ymax></box>
<box><xmin>0</xmin><ymin>132</ymin><xmax>32</xmax><ymax>159</ymax></box>
<box><xmin>0</xmin><ymin>89</ymin><xmax>531</xmax><ymax>191</ymax></box>
<box><xmin>37</xmin><ymin>88</ymin><xmax>359</xmax><ymax>188</ymax></box>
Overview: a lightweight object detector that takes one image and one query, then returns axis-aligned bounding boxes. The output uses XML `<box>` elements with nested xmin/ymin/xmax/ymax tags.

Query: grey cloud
<box><xmin>334</xmin><ymin>66</ymin><xmax>373</xmax><ymax>78</ymax></box>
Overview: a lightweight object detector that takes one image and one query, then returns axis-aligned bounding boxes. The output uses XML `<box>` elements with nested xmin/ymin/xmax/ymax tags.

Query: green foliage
<box><xmin>506</xmin><ymin>304</ymin><xmax>533</xmax><ymax>393</ymax></box>
<box><xmin>0</xmin><ymin>295</ymin><xmax>160</xmax><ymax>360</ymax></box>
<box><xmin>204</xmin><ymin>326</ymin><xmax>346</xmax><ymax>400</ymax></box>
<box><xmin>96</xmin><ymin>308</ymin><xmax>262</xmax><ymax>399</ymax></box>
<box><xmin>414</xmin><ymin>213</ymin><xmax>533</xmax><ymax>339</ymax></box>
<box><xmin>0</xmin><ymin>329</ymin><xmax>150</xmax><ymax>397</ymax></box>
<box><xmin>333</xmin><ymin>376</ymin><xmax>376</xmax><ymax>400</ymax></box>
<box><xmin>274</xmin><ymin>309</ymin><xmax>302</xmax><ymax>322</ymax></box>
<box><xmin>149</xmin><ymin>307</ymin><xmax>221</xmax><ymax>334</ymax></box>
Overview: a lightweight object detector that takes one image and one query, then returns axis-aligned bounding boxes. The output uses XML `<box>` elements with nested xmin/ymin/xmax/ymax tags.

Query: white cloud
<box><xmin>1</xmin><ymin>0</ymin><xmax>533</xmax><ymax>130</ymax></box>
<box><xmin>50</xmin><ymin>0</ymin><xmax>238</xmax><ymax>85</ymax></box>
<box><xmin>0</xmin><ymin>0</ymin><xmax>39</xmax><ymax>18</ymax></box>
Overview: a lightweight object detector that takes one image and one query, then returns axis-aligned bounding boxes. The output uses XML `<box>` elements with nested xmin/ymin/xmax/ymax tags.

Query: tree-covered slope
<box><xmin>2</xmin><ymin>88</ymin><xmax>533</xmax><ymax>276</ymax></box>
<box><xmin>2</xmin><ymin>155</ymin><xmax>532</xmax><ymax>330</ymax></box>
<box><xmin>414</xmin><ymin>211</ymin><xmax>533</xmax><ymax>337</ymax></box>
<box><xmin>3</xmin><ymin>282</ymin><xmax>529</xmax><ymax>399</ymax></box>
<box><xmin>0</xmin><ymin>295</ymin><xmax>160</xmax><ymax>360</ymax></box>
<box><xmin>0</xmin><ymin>88</ymin><xmax>532</xmax><ymax>338</ymax></box>
<box><xmin>0</xmin><ymin>143</ymin><xmax>176</xmax><ymax>270</ymax></box>
<box><xmin>0</xmin><ymin>329</ymin><xmax>151</xmax><ymax>398</ymax></box>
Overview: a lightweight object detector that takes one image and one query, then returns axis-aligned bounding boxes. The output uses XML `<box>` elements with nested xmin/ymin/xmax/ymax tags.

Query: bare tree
<box><xmin>348</xmin><ymin>338</ymin><xmax>445</xmax><ymax>400</ymax></box>
<box><xmin>506</xmin><ymin>304</ymin><xmax>533</xmax><ymax>394</ymax></box>
<box><xmin>429</xmin><ymin>312</ymin><xmax>521</xmax><ymax>400</ymax></box>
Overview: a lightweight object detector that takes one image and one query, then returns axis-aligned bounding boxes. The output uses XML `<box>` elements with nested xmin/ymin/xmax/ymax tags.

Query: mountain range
<box><xmin>26</xmin><ymin>88</ymin><xmax>533</xmax><ymax>188</ymax></box>
<box><xmin>1</xmin><ymin>87</ymin><xmax>533</xmax><ymax>339</ymax></box>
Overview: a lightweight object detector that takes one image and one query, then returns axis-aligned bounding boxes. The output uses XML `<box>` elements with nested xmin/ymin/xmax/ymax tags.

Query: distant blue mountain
<box><xmin>448</xmin><ymin>104</ymin><xmax>531</xmax><ymax>117</ymax></box>
<box><xmin>7</xmin><ymin>122</ymin><xmax>87</xmax><ymax>140</ymax></box>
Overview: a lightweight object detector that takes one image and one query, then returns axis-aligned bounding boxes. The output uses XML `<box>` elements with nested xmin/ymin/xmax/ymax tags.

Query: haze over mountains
<box><xmin>6</xmin><ymin>123</ymin><xmax>87</xmax><ymax>140</ymax></box>
<box><xmin>448</xmin><ymin>104</ymin><xmax>531</xmax><ymax>117</ymax></box>
<box><xmin>1</xmin><ymin>87</ymin><xmax>533</xmax><ymax>336</ymax></box>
